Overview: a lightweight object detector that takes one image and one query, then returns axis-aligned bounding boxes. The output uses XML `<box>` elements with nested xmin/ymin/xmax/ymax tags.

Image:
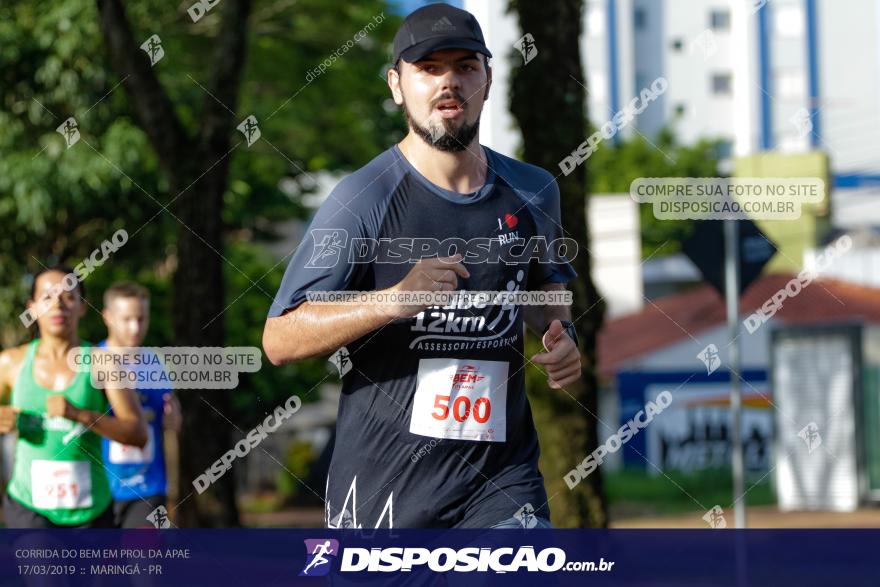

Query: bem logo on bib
<box><xmin>450</xmin><ymin>365</ymin><xmax>485</xmax><ymax>386</ymax></box>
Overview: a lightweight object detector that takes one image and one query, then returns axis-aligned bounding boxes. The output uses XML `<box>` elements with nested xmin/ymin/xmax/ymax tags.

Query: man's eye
<box><xmin>460</xmin><ymin>64</ymin><xmax>476</xmax><ymax>72</ymax></box>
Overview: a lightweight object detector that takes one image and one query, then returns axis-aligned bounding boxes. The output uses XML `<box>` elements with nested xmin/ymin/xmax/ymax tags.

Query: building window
<box><xmin>711</xmin><ymin>73</ymin><xmax>732</xmax><ymax>95</ymax></box>
<box><xmin>671</xmin><ymin>38</ymin><xmax>684</xmax><ymax>51</ymax></box>
<box><xmin>634</xmin><ymin>7</ymin><xmax>646</xmax><ymax>30</ymax></box>
<box><xmin>710</xmin><ymin>9</ymin><xmax>731</xmax><ymax>30</ymax></box>
<box><xmin>777</xmin><ymin>71</ymin><xmax>806</xmax><ymax>100</ymax></box>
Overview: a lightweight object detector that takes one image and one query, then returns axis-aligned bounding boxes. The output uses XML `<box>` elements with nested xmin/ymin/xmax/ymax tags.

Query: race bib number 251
<box><xmin>31</xmin><ymin>460</ymin><xmax>93</xmax><ymax>510</ymax></box>
<box><xmin>410</xmin><ymin>358</ymin><xmax>508</xmax><ymax>442</ymax></box>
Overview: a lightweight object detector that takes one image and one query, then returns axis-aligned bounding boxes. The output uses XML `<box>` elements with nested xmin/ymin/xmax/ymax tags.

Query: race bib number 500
<box><xmin>410</xmin><ymin>358</ymin><xmax>508</xmax><ymax>442</ymax></box>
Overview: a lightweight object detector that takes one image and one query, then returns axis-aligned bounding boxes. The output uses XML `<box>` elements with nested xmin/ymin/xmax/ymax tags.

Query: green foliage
<box><xmin>605</xmin><ymin>468</ymin><xmax>774</xmax><ymax>517</ymax></box>
<box><xmin>0</xmin><ymin>1</ymin><xmax>167</xmax><ymax>346</ymax></box>
<box><xmin>277</xmin><ymin>439</ymin><xmax>315</xmax><ymax>501</ymax></box>
<box><xmin>223</xmin><ymin>241</ymin><xmax>329</xmax><ymax>428</ymax></box>
<box><xmin>1</xmin><ymin>0</ymin><xmax>401</xmax><ymax>423</ymax></box>
<box><xmin>588</xmin><ymin>128</ymin><xmax>725</xmax><ymax>258</ymax></box>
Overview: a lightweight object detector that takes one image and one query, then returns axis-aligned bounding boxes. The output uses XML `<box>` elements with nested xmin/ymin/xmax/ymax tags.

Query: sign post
<box><xmin>723</xmin><ymin>219</ymin><xmax>746</xmax><ymax>529</ymax></box>
<box><xmin>685</xmin><ymin>219</ymin><xmax>777</xmax><ymax>529</ymax></box>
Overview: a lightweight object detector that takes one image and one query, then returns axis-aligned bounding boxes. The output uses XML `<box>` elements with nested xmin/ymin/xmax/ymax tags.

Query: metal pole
<box><xmin>724</xmin><ymin>218</ymin><xmax>746</xmax><ymax>529</ymax></box>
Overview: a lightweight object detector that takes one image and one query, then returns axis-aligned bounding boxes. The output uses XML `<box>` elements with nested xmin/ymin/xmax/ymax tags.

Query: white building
<box><xmin>464</xmin><ymin>0</ymin><xmax>880</xmax><ymax>231</ymax></box>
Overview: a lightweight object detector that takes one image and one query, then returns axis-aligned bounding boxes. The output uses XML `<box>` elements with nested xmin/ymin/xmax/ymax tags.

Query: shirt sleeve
<box><xmin>267</xmin><ymin>183</ymin><xmax>369</xmax><ymax>318</ymax></box>
<box><xmin>527</xmin><ymin>176</ymin><xmax>579</xmax><ymax>288</ymax></box>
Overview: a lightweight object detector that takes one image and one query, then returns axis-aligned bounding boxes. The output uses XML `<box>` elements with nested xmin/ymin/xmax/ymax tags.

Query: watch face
<box><xmin>544</xmin><ymin>321</ymin><xmax>578</xmax><ymax>345</ymax></box>
<box><xmin>563</xmin><ymin>323</ymin><xmax>578</xmax><ymax>345</ymax></box>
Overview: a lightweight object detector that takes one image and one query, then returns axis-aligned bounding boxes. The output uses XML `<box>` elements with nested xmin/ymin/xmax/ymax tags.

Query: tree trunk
<box><xmin>509</xmin><ymin>0</ymin><xmax>608</xmax><ymax>527</ymax></box>
<box><xmin>96</xmin><ymin>0</ymin><xmax>252</xmax><ymax>526</ymax></box>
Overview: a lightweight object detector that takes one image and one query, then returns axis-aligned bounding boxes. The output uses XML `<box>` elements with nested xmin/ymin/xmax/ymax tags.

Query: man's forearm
<box><xmin>524</xmin><ymin>304</ymin><xmax>572</xmax><ymax>334</ymax></box>
<box><xmin>264</xmin><ymin>299</ymin><xmax>398</xmax><ymax>365</ymax></box>
<box><xmin>524</xmin><ymin>284</ymin><xmax>572</xmax><ymax>335</ymax></box>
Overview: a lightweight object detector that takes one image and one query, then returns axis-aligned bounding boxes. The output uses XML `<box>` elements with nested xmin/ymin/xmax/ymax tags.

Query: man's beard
<box><xmin>402</xmin><ymin>94</ymin><xmax>481</xmax><ymax>152</ymax></box>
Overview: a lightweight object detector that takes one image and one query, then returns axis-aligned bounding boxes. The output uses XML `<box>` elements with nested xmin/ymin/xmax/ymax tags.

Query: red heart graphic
<box><xmin>504</xmin><ymin>213</ymin><xmax>518</xmax><ymax>229</ymax></box>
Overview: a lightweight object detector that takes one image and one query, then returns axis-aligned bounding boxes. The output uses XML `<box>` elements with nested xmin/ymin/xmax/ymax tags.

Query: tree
<box><xmin>93</xmin><ymin>0</ymin><xmax>400</xmax><ymax>526</ymax></box>
<box><xmin>95</xmin><ymin>0</ymin><xmax>253</xmax><ymax>526</ymax></box>
<box><xmin>589</xmin><ymin>128</ymin><xmax>722</xmax><ymax>258</ymax></box>
<box><xmin>1</xmin><ymin>0</ymin><xmax>399</xmax><ymax>525</ymax></box>
<box><xmin>0</xmin><ymin>1</ymin><xmax>170</xmax><ymax>348</ymax></box>
<box><xmin>508</xmin><ymin>0</ymin><xmax>608</xmax><ymax>527</ymax></box>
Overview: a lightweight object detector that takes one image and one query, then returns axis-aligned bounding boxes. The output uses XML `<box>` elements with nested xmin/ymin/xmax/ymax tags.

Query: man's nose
<box><xmin>437</xmin><ymin>67</ymin><xmax>462</xmax><ymax>93</ymax></box>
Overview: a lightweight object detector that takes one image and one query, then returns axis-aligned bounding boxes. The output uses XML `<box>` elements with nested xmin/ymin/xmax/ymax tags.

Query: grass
<box><xmin>239</xmin><ymin>491</ymin><xmax>286</xmax><ymax>514</ymax></box>
<box><xmin>606</xmin><ymin>468</ymin><xmax>775</xmax><ymax>518</ymax></box>
<box><xmin>238</xmin><ymin>468</ymin><xmax>776</xmax><ymax>523</ymax></box>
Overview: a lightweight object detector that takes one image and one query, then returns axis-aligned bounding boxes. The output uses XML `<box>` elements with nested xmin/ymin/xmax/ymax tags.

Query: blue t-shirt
<box><xmin>98</xmin><ymin>340</ymin><xmax>169</xmax><ymax>501</ymax></box>
<box><xmin>268</xmin><ymin>144</ymin><xmax>577</xmax><ymax>528</ymax></box>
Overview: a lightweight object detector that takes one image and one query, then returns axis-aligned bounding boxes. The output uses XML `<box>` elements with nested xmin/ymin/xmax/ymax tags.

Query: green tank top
<box><xmin>7</xmin><ymin>339</ymin><xmax>111</xmax><ymax>526</ymax></box>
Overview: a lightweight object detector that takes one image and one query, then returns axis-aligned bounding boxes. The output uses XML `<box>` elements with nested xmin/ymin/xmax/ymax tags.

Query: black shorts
<box><xmin>113</xmin><ymin>495</ymin><xmax>166</xmax><ymax>528</ymax></box>
<box><xmin>3</xmin><ymin>493</ymin><xmax>114</xmax><ymax>528</ymax></box>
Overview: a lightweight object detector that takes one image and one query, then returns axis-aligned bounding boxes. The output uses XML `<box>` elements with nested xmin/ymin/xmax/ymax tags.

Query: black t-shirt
<box><xmin>268</xmin><ymin>144</ymin><xmax>577</xmax><ymax>528</ymax></box>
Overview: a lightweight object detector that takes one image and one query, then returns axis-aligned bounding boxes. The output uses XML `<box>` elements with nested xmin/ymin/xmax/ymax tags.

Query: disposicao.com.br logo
<box><xmin>340</xmin><ymin>546</ymin><xmax>565</xmax><ymax>573</ymax></box>
<box><xmin>298</xmin><ymin>538</ymin><xmax>613</xmax><ymax>575</ymax></box>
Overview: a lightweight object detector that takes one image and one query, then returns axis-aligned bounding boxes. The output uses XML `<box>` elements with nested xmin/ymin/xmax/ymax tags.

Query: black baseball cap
<box><xmin>392</xmin><ymin>3</ymin><xmax>492</xmax><ymax>65</ymax></box>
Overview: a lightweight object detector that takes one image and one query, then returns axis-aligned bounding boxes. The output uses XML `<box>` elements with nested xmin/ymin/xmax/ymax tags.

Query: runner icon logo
<box><xmin>329</xmin><ymin>346</ymin><xmax>352</xmax><ymax>378</ymax></box>
<box><xmin>306</xmin><ymin>229</ymin><xmax>348</xmax><ymax>269</ymax></box>
<box><xmin>300</xmin><ymin>539</ymin><xmax>339</xmax><ymax>577</ymax></box>
<box><xmin>147</xmin><ymin>505</ymin><xmax>171</xmax><ymax>529</ymax></box>
<box><xmin>697</xmin><ymin>344</ymin><xmax>721</xmax><ymax>375</ymax></box>
<box><xmin>514</xmin><ymin>503</ymin><xmax>538</xmax><ymax>528</ymax></box>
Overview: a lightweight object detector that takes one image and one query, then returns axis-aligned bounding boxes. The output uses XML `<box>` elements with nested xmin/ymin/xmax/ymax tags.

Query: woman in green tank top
<box><xmin>0</xmin><ymin>267</ymin><xmax>148</xmax><ymax>528</ymax></box>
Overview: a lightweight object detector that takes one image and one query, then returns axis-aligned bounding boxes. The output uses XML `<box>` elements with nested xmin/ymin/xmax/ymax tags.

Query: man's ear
<box><xmin>388</xmin><ymin>66</ymin><xmax>404</xmax><ymax>106</ymax></box>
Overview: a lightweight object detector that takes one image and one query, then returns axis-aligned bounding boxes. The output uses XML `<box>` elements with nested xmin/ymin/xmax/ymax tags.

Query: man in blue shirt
<box><xmin>100</xmin><ymin>282</ymin><xmax>181</xmax><ymax>528</ymax></box>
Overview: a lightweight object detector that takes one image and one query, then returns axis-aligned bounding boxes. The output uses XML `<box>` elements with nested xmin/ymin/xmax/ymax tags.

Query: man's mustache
<box><xmin>431</xmin><ymin>92</ymin><xmax>467</xmax><ymax>108</ymax></box>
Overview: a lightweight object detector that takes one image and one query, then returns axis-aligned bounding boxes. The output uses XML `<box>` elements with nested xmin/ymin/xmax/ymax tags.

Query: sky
<box><xmin>389</xmin><ymin>0</ymin><xmax>462</xmax><ymax>16</ymax></box>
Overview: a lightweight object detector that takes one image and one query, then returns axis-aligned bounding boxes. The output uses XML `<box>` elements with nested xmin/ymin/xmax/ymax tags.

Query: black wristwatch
<box><xmin>543</xmin><ymin>320</ymin><xmax>579</xmax><ymax>347</ymax></box>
